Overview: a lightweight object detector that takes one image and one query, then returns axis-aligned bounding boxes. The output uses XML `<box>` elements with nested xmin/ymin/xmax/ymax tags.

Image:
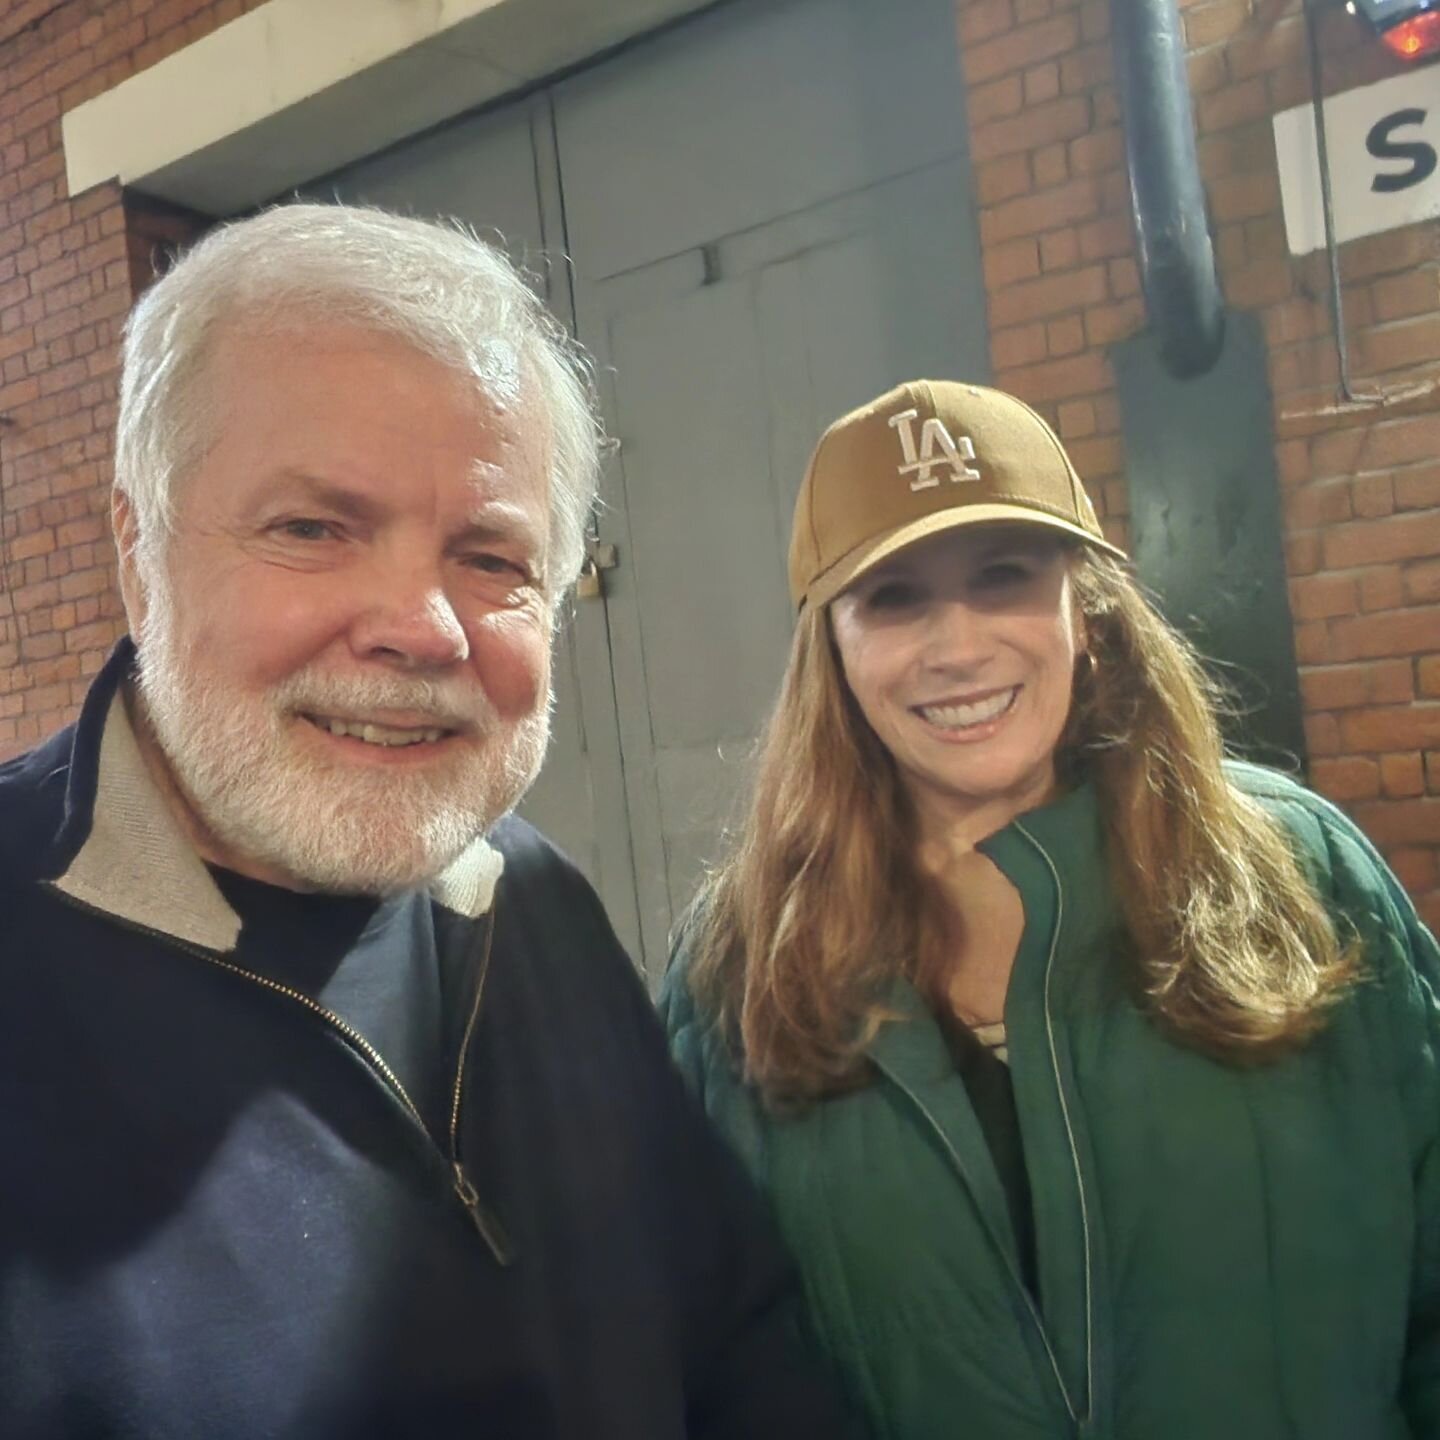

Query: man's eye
<box><xmin>464</xmin><ymin>552</ymin><xmax>527</xmax><ymax>579</ymax></box>
<box><xmin>276</xmin><ymin>518</ymin><xmax>337</xmax><ymax>542</ymax></box>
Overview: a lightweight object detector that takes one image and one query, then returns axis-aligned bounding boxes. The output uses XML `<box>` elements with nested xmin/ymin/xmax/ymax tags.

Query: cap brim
<box><xmin>802</xmin><ymin>503</ymin><xmax>1128</xmax><ymax>610</ymax></box>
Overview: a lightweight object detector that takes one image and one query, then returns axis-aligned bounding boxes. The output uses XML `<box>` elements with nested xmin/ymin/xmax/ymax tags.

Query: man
<box><xmin>0</xmin><ymin>205</ymin><xmax>854</xmax><ymax>1438</ymax></box>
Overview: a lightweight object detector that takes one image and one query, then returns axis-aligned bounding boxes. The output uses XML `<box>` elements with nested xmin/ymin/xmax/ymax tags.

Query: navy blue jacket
<box><xmin>0</xmin><ymin>642</ymin><xmax>855</xmax><ymax>1439</ymax></box>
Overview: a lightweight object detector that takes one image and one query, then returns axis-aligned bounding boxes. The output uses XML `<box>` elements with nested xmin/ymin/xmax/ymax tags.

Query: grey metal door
<box><xmin>556</xmin><ymin>0</ymin><xmax>989</xmax><ymax>972</ymax></box>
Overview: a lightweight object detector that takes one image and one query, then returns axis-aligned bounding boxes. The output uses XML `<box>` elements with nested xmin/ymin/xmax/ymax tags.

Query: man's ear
<box><xmin>111</xmin><ymin>487</ymin><xmax>148</xmax><ymax>639</ymax></box>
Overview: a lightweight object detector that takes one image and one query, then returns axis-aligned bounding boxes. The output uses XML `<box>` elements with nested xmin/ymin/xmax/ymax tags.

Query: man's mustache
<box><xmin>270</xmin><ymin>672</ymin><xmax>495</xmax><ymax>732</ymax></box>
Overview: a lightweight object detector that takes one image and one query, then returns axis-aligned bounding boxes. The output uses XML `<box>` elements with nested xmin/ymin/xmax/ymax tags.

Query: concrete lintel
<box><xmin>63</xmin><ymin>0</ymin><xmax>713</xmax><ymax>216</ymax></box>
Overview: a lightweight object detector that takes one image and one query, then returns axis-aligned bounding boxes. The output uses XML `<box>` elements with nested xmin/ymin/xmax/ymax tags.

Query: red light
<box><xmin>1381</xmin><ymin>9</ymin><xmax>1440</xmax><ymax>57</ymax></box>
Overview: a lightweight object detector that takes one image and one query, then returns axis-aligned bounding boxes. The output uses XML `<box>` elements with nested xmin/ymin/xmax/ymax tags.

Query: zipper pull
<box><xmin>452</xmin><ymin>1162</ymin><xmax>514</xmax><ymax>1267</ymax></box>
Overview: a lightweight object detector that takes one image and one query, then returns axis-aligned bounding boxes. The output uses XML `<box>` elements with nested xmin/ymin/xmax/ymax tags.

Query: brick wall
<box><xmin>0</xmin><ymin>0</ymin><xmax>259</xmax><ymax>754</ymax></box>
<box><xmin>957</xmin><ymin>0</ymin><xmax>1440</xmax><ymax>928</ymax></box>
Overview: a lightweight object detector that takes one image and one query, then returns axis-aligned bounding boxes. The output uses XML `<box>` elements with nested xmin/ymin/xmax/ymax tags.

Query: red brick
<box><xmin>1339</xmin><ymin>226</ymin><xmax>1439</xmax><ymax>283</ymax></box>
<box><xmin>1394</xmin><ymin>464</ymin><xmax>1440</xmax><ymax>512</ymax></box>
<box><xmin>1352</xmin><ymin>474</ymin><xmax>1396</xmax><ymax>519</ymax></box>
<box><xmin>1358</xmin><ymin>565</ymin><xmax>1403</xmax><ymax>612</ymax></box>
<box><xmin>1047</xmin><ymin>314</ymin><xmax>1085</xmax><ymax>356</ymax></box>
<box><xmin>969</xmin><ymin>74</ymin><xmax>1024</xmax><ymax>126</ymax></box>
<box><xmin>960</xmin><ymin>0</ymin><xmax>1016</xmax><ymax>45</ymax></box>
<box><xmin>1224</xmin><ymin>257</ymin><xmax>1294</xmax><ymax>309</ymax></box>
<box><xmin>972</xmin><ymin>95</ymin><xmax>1093</xmax><ymax>162</ymax></box>
<box><xmin>975</xmin><ymin>155</ymin><xmax>1034</xmax><ymax>206</ymax></box>
<box><xmin>1059</xmin><ymin>39</ymin><xmax>1112</xmax><ymax>92</ymax></box>
<box><xmin>1360</xmin><ymin>317</ymin><xmax>1440</xmax><ymax>377</ymax></box>
<box><xmin>1298</xmin><ymin>658</ymin><xmax>1413</xmax><ymax>711</ymax></box>
<box><xmin>1329</xmin><ymin>607</ymin><xmax>1440</xmax><ymax>663</ymax></box>
<box><xmin>1187</xmin><ymin>46</ymin><xmax>1230</xmax><ymax>94</ymax></box>
<box><xmin>1196</xmin><ymin>77</ymin><xmax>1270</xmax><ymax>133</ymax></box>
<box><xmin>1024</xmin><ymin>62</ymin><xmax>1062</xmax><ymax>104</ymax></box>
<box><xmin>1084</xmin><ymin>298</ymin><xmax>1144</xmax><ymax>347</ymax></box>
<box><xmin>1289</xmin><ymin>571</ymin><xmax>1357</xmax><ymax>621</ymax></box>
<box><xmin>1209</xmin><ymin>168</ymin><xmax>1278</xmax><ymax>224</ymax></box>
<box><xmin>1079</xmin><ymin>0</ymin><xmax>1109</xmax><ymax>42</ymax></box>
<box><xmin>1340</xmin><ymin>703</ymin><xmax>1440</xmax><ymax>752</ymax></box>
<box><xmin>1311</xmin><ymin>755</ymin><xmax>1380</xmax><ymax>802</ymax></box>
<box><xmin>1388</xmin><ymin>846</ymin><xmax>1437</xmax><ymax>890</ymax></box>
<box><xmin>1304</xmin><ymin>711</ymin><xmax>1341</xmax><ymax>756</ymax></box>
<box><xmin>1370</xmin><ymin>269</ymin><xmax>1440</xmax><ymax>324</ymax></box>
<box><xmin>1351</xmin><ymin>797</ymin><xmax>1440</xmax><ymax>847</ymax></box>
<box><xmin>1109</xmin><ymin>257</ymin><xmax>1141</xmax><ymax>298</ymax></box>
<box><xmin>1077</xmin><ymin>214</ymin><xmax>1134</xmax><ymax>262</ymax></box>
<box><xmin>1057</xmin><ymin>399</ymin><xmax>1097</xmax><ymax>438</ymax></box>
<box><xmin>1323</xmin><ymin>512</ymin><xmax>1440</xmax><ymax>570</ymax></box>
<box><xmin>1380</xmin><ymin>752</ymin><xmax>1426</xmax><ymax>799</ymax></box>
<box><xmin>1040</xmin><ymin>228</ymin><xmax>1080</xmax><ymax>271</ymax></box>
<box><xmin>984</xmin><ymin>237</ymin><xmax>1042</xmax><ymax>289</ymax></box>
<box><xmin>999</xmin><ymin>348</ymin><xmax>1113</xmax><ymax>404</ymax></box>
<box><xmin>992</xmin><ymin>322</ymin><xmax>1050</xmax><ymax>369</ymax></box>
<box><xmin>1034</xmin><ymin>142</ymin><xmax>1069</xmax><ymax>188</ymax></box>
<box><xmin>968</xmin><ymin>14</ymin><xmax>1082</xmax><ymax>83</ymax></box>
<box><xmin>1403</xmin><ymin>559</ymin><xmax>1440</xmax><ymax>606</ymax></box>
<box><xmin>1225</xmin><ymin>13</ymin><xmax>1306</xmax><ymax>81</ymax></box>
<box><xmin>1284</xmin><ymin>478</ymin><xmax>1351</xmax><ymax>529</ymax></box>
<box><xmin>1069</xmin><ymin>127</ymin><xmax>1124</xmax><ymax>176</ymax></box>
<box><xmin>1310</xmin><ymin>414</ymin><xmax>1440</xmax><ymax>478</ymax></box>
<box><xmin>990</xmin><ymin>263</ymin><xmax>1108</xmax><ymax>326</ymax></box>
<box><xmin>1184</xmin><ymin>0</ymin><xmax>1250</xmax><ymax>47</ymax></box>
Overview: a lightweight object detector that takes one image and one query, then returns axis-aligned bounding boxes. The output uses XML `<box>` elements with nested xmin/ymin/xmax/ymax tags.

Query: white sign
<box><xmin>1273</xmin><ymin>64</ymin><xmax>1440</xmax><ymax>255</ymax></box>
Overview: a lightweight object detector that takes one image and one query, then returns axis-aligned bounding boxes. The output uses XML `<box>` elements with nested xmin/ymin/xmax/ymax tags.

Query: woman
<box><xmin>660</xmin><ymin>379</ymin><xmax>1440</xmax><ymax>1439</ymax></box>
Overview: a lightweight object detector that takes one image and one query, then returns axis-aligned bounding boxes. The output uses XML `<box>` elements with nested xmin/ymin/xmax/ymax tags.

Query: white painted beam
<box><xmin>63</xmin><ymin>0</ymin><xmax>714</xmax><ymax>214</ymax></box>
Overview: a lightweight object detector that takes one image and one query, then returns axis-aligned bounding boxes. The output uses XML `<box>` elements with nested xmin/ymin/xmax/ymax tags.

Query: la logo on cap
<box><xmin>887</xmin><ymin>407</ymin><xmax>982</xmax><ymax>492</ymax></box>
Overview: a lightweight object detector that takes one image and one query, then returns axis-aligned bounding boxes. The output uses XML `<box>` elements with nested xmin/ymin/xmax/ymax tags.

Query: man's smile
<box><xmin>299</xmin><ymin>712</ymin><xmax>460</xmax><ymax>748</ymax></box>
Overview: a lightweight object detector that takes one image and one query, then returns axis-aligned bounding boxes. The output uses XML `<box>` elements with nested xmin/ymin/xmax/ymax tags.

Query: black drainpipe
<box><xmin>1111</xmin><ymin>0</ymin><xmax>1227</xmax><ymax>378</ymax></box>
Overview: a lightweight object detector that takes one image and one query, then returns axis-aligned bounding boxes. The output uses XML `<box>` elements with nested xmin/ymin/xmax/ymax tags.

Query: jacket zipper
<box><xmin>446</xmin><ymin>909</ymin><xmax>512</xmax><ymax>1263</ymax></box>
<box><xmin>44</xmin><ymin>882</ymin><xmax>512</xmax><ymax>1266</ymax></box>
<box><xmin>900</xmin><ymin>1086</ymin><xmax>1080</xmax><ymax>1428</ymax></box>
<box><xmin>1014</xmin><ymin>818</ymin><xmax>1096</xmax><ymax>1432</ymax></box>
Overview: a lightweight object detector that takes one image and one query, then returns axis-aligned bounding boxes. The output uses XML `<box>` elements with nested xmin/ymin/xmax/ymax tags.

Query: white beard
<box><xmin>134</xmin><ymin>591</ymin><xmax>551</xmax><ymax>895</ymax></box>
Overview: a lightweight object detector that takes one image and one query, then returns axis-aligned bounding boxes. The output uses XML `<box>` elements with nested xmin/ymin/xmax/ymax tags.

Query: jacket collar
<box><xmin>48</xmin><ymin>640</ymin><xmax>504</xmax><ymax>953</ymax></box>
<box><xmin>864</xmin><ymin>778</ymin><xmax>1109</xmax><ymax>1036</ymax></box>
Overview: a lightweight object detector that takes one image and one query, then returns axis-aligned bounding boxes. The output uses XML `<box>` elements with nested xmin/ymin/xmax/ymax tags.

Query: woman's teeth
<box><xmin>309</xmin><ymin>716</ymin><xmax>448</xmax><ymax>747</ymax></box>
<box><xmin>917</xmin><ymin>687</ymin><xmax>1018</xmax><ymax>731</ymax></box>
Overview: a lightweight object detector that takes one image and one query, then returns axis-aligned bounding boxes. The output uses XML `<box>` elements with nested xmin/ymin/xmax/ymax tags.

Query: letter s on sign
<box><xmin>1367</xmin><ymin>108</ymin><xmax>1438</xmax><ymax>194</ymax></box>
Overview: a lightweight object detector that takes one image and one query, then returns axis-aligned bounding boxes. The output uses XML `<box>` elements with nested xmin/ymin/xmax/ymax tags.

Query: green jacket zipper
<box><xmin>44</xmin><ymin>882</ymin><xmax>513</xmax><ymax>1266</ymax></box>
<box><xmin>881</xmin><ymin>821</ymin><xmax>1097</xmax><ymax>1432</ymax></box>
<box><xmin>1015</xmin><ymin>817</ymin><xmax>1096</xmax><ymax>1432</ymax></box>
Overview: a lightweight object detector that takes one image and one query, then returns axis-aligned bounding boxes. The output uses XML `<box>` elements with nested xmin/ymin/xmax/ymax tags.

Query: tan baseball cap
<box><xmin>789</xmin><ymin>379</ymin><xmax>1126</xmax><ymax>610</ymax></box>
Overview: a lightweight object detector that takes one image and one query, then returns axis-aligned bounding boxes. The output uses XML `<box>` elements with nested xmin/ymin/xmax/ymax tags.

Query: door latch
<box><xmin>576</xmin><ymin>540</ymin><xmax>618</xmax><ymax>600</ymax></box>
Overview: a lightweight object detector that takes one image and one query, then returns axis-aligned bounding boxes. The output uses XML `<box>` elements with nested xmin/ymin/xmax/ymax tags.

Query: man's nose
<box><xmin>349</xmin><ymin>570</ymin><xmax>470</xmax><ymax>670</ymax></box>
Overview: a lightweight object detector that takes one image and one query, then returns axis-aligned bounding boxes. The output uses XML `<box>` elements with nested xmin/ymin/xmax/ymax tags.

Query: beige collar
<box><xmin>53</xmin><ymin>686</ymin><xmax>504</xmax><ymax>953</ymax></box>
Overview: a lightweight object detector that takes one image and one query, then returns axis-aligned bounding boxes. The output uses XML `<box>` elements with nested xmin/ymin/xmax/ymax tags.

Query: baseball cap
<box><xmin>788</xmin><ymin>379</ymin><xmax>1126</xmax><ymax>610</ymax></box>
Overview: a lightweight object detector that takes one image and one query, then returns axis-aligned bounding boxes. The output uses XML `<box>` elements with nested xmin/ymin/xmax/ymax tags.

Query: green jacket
<box><xmin>659</xmin><ymin>765</ymin><xmax>1440</xmax><ymax>1439</ymax></box>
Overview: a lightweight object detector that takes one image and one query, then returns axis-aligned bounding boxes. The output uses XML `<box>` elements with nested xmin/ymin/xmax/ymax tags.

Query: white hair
<box><xmin>115</xmin><ymin>202</ymin><xmax>602</xmax><ymax>596</ymax></box>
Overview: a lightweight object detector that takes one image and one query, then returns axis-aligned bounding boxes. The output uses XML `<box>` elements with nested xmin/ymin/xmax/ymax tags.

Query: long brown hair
<box><xmin>685</xmin><ymin>545</ymin><xmax>1355</xmax><ymax>1107</ymax></box>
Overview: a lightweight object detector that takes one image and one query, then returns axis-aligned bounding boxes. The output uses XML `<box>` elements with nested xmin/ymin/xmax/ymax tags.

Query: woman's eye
<box><xmin>866</xmin><ymin>582</ymin><xmax>920</xmax><ymax>610</ymax></box>
<box><xmin>976</xmin><ymin>560</ymin><xmax>1032</xmax><ymax>588</ymax></box>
